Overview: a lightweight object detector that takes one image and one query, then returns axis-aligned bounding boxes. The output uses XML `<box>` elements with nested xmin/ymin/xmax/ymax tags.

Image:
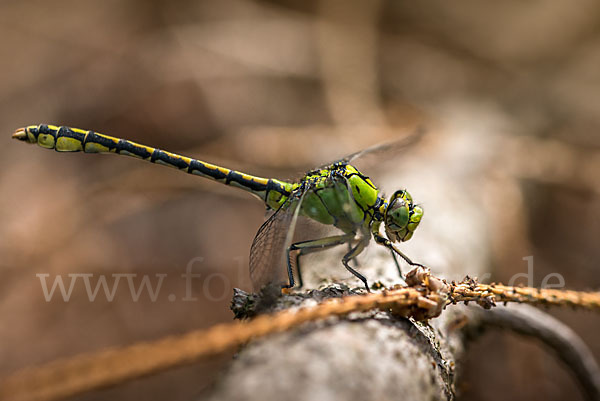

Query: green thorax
<box><xmin>283</xmin><ymin>163</ymin><xmax>382</xmax><ymax>233</ymax></box>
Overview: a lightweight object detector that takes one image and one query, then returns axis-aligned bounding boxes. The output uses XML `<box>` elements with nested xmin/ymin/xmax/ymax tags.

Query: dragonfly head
<box><xmin>384</xmin><ymin>189</ymin><xmax>423</xmax><ymax>242</ymax></box>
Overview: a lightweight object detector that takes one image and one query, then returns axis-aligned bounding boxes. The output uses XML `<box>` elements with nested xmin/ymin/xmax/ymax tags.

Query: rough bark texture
<box><xmin>212</xmin><ymin>306</ymin><xmax>466</xmax><ymax>401</ymax></box>
<box><xmin>205</xmin><ymin>131</ymin><xmax>493</xmax><ymax>401</ymax></box>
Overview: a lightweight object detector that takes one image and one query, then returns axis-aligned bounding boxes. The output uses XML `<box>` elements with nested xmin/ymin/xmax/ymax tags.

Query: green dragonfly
<box><xmin>13</xmin><ymin>124</ymin><xmax>424</xmax><ymax>292</ymax></box>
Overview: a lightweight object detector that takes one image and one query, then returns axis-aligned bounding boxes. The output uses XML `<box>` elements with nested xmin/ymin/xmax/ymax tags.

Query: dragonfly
<box><xmin>12</xmin><ymin>124</ymin><xmax>424</xmax><ymax>292</ymax></box>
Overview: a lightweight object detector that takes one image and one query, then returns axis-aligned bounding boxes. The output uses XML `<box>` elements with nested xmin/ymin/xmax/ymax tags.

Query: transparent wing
<box><xmin>249</xmin><ymin>189</ymin><xmax>306</xmax><ymax>291</ymax></box>
<box><xmin>342</xmin><ymin>126</ymin><xmax>425</xmax><ymax>165</ymax></box>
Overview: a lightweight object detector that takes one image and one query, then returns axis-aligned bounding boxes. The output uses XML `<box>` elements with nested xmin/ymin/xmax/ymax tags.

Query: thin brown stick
<box><xmin>450</xmin><ymin>278</ymin><xmax>600</xmax><ymax>310</ymax></box>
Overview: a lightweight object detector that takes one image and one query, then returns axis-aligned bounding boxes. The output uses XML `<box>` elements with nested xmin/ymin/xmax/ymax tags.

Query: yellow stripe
<box><xmin>84</xmin><ymin>142</ymin><xmax>111</xmax><ymax>153</ymax></box>
<box><xmin>243</xmin><ymin>174</ymin><xmax>268</xmax><ymax>185</ymax></box>
<box><xmin>56</xmin><ymin>137</ymin><xmax>83</xmax><ymax>151</ymax></box>
<box><xmin>37</xmin><ymin>133</ymin><xmax>55</xmax><ymax>149</ymax></box>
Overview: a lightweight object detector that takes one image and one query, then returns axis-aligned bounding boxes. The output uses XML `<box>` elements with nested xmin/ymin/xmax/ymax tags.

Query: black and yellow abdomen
<box><xmin>13</xmin><ymin>124</ymin><xmax>293</xmax><ymax>209</ymax></box>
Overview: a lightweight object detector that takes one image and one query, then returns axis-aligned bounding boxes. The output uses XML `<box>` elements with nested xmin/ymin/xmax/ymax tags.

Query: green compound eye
<box><xmin>385</xmin><ymin>190</ymin><xmax>423</xmax><ymax>242</ymax></box>
<box><xmin>386</xmin><ymin>198</ymin><xmax>409</xmax><ymax>230</ymax></box>
<box><xmin>408</xmin><ymin>205</ymin><xmax>423</xmax><ymax>232</ymax></box>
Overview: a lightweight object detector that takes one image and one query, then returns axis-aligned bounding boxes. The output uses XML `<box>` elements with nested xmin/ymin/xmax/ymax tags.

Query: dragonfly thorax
<box><xmin>296</xmin><ymin>163</ymin><xmax>380</xmax><ymax>234</ymax></box>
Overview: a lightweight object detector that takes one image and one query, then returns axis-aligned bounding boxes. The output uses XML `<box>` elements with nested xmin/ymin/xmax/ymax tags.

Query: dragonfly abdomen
<box><xmin>13</xmin><ymin>125</ymin><xmax>292</xmax><ymax>208</ymax></box>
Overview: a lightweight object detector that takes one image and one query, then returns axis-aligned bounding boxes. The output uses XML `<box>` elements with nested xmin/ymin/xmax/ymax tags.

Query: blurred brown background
<box><xmin>0</xmin><ymin>1</ymin><xmax>599</xmax><ymax>400</ymax></box>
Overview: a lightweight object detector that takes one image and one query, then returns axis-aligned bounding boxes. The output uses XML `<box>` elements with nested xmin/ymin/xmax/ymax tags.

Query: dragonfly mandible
<box><xmin>13</xmin><ymin>125</ymin><xmax>424</xmax><ymax>292</ymax></box>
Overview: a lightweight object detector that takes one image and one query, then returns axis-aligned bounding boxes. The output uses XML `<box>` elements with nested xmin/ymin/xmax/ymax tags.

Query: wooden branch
<box><xmin>213</xmin><ymin>289</ymin><xmax>465</xmax><ymax>401</ymax></box>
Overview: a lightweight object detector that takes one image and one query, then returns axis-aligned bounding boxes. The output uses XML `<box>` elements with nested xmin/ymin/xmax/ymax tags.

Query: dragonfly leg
<box><xmin>390</xmin><ymin>249</ymin><xmax>402</xmax><ymax>277</ymax></box>
<box><xmin>285</xmin><ymin>233</ymin><xmax>355</xmax><ymax>289</ymax></box>
<box><xmin>294</xmin><ymin>252</ymin><xmax>303</xmax><ymax>288</ymax></box>
<box><xmin>342</xmin><ymin>239</ymin><xmax>370</xmax><ymax>292</ymax></box>
<box><xmin>347</xmin><ymin>242</ymin><xmax>361</xmax><ymax>267</ymax></box>
<box><xmin>373</xmin><ymin>234</ymin><xmax>426</xmax><ymax>279</ymax></box>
